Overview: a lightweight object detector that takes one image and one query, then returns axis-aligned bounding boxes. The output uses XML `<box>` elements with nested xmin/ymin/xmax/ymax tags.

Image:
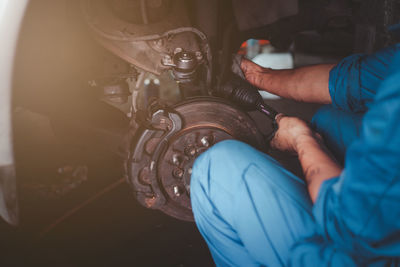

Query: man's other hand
<box><xmin>240</xmin><ymin>58</ymin><xmax>272</xmax><ymax>89</ymax></box>
<box><xmin>240</xmin><ymin>57</ymin><xmax>334</xmax><ymax>104</ymax></box>
<box><xmin>270</xmin><ymin>114</ymin><xmax>317</xmax><ymax>153</ymax></box>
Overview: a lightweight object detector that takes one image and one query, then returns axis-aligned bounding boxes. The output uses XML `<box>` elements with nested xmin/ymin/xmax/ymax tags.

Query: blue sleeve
<box><xmin>329</xmin><ymin>43</ymin><xmax>400</xmax><ymax>112</ymax></box>
<box><xmin>290</xmin><ymin>51</ymin><xmax>400</xmax><ymax>265</ymax></box>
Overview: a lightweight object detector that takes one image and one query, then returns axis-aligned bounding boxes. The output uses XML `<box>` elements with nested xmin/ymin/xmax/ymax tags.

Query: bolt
<box><xmin>188</xmin><ymin>168</ymin><xmax>192</xmax><ymax>175</ymax></box>
<box><xmin>173</xmin><ymin>168</ymin><xmax>184</xmax><ymax>179</ymax></box>
<box><xmin>201</xmin><ymin>136</ymin><xmax>210</xmax><ymax>147</ymax></box>
<box><xmin>161</xmin><ymin>54</ymin><xmax>172</xmax><ymax>65</ymax></box>
<box><xmin>185</xmin><ymin>146</ymin><xmax>196</xmax><ymax>157</ymax></box>
<box><xmin>145</xmin><ymin>195</ymin><xmax>157</xmax><ymax>208</ymax></box>
<box><xmin>172</xmin><ymin>154</ymin><xmax>180</xmax><ymax>165</ymax></box>
<box><xmin>174</xmin><ymin>47</ymin><xmax>183</xmax><ymax>54</ymax></box>
<box><xmin>195</xmin><ymin>51</ymin><xmax>203</xmax><ymax>60</ymax></box>
<box><xmin>173</xmin><ymin>185</ymin><xmax>181</xmax><ymax>197</ymax></box>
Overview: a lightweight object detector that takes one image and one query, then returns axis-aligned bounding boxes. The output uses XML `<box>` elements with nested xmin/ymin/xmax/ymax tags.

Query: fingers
<box><xmin>240</xmin><ymin>58</ymin><xmax>261</xmax><ymax>75</ymax></box>
<box><xmin>274</xmin><ymin>113</ymin><xmax>285</xmax><ymax>123</ymax></box>
<box><xmin>232</xmin><ymin>54</ymin><xmax>246</xmax><ymax>80</ymax></box>
<box><xmin>240</xmin><ymin>57</ymin><xmax>250</xmax><ymax>75</ymax></box>
<box><xmin>269</xmin><ymin>134</ymin><xmax>281</xmax><ymax>150</ymax></box>
<box><xmin>269</xmin><ymin>115</ymin><xmax>313</xmax><ymax>153</ymax></box>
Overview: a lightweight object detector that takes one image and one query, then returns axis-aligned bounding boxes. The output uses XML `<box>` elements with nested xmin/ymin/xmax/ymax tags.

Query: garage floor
<box><xmin>0</xmin><ymin>107</ymin><xmax>214</xmax><ymax>267</ymax></box>
<box><xmin>24</xmin><ymin>186</ymin><xmax>213</xmax><ymax>267</ymax></box>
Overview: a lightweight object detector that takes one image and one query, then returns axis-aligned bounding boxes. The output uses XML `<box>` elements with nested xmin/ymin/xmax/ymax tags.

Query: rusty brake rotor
<box><xmin>127</xmin><ymin>96</ymin><xmax>265</xmax><ymax>221</ymax></box>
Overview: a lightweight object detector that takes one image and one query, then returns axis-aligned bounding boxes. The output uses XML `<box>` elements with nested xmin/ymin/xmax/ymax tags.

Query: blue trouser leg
<box><xmin>190</xmin><ymin>140</ymin><xmax>316</xmax><ymax>267</ymax></box>
<box><xmin>311</xmin><ymin>105</ymin><xmax>364</xmax><ymax>162</ymax></box>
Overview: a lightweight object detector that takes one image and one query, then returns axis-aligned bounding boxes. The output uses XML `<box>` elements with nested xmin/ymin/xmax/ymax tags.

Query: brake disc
<box><xmin>127</xmin><ymin>97</ymin><xmax>265</xmax><ymax>221</ymax></box>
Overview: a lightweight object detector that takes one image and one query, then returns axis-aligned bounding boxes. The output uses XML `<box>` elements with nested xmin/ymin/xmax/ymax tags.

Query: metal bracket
<box><xmin>128</xmin><ymin>105</ymin><xmax>183</xmax><ymax>209</ymax></box>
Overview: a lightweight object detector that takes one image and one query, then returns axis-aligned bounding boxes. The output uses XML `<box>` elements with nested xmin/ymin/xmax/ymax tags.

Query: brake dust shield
<box><xmin>127</xmin><ymin>97</ymin><xmax>265</xmax><ymax>221</ymax></box>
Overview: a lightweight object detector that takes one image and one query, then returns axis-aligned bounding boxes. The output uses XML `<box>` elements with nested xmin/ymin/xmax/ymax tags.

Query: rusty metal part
<box><xmin>81</xmin><ymin>0</ymin><xmax>209</xmax><ymax>76</ymax></box>
<box><xmin>161</xmin><ymin>50</ymin><xmax>200</xmax><ymax>83</ymax></box>
<box><xmin>173</xmin><ymin>51</ymin><xmax>198</xmax><ymax>71</ymax></box>
<box><xmin>172</xmin><ymin>51</ymin><xmax>198</xmax><ymax>83</ymax></box>
<box><xmin>127</xmin><ymin>97</ymin><xmax>265</xmax><ymax>221</ymax></box>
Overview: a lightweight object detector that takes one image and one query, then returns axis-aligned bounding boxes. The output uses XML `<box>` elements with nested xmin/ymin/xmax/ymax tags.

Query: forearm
<box><xmin>245</xmin><ymin>63</ymin><xmax>335</xmax><ymax>104</ymax></box>
<box><xmin>295</xmin><ymin>135</ymin><xmax>342</xmax><ymax>203</ymax></box>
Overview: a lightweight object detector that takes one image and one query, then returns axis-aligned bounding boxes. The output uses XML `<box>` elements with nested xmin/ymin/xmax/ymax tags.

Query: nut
<box><xmin>185</xmin><ymin>146</ymin><xmax>196</xmax><ymax>157</ymax></box>
<box><xmin>173</xmin><ymin>168</ymin><xmax>184</xmax><ymax>179</ymax></box>
<box><xmin>200</xmin><ymin>136</ymin><xmax>210</xmax><ymax>147</ymax></box>
<box><xmin>161</xmin><ymin>54</ymin><xmax>173</xmax><ymax>66</ymax></box>
<box><xmin>172</xmin><ymin>154</ymin><xmax>181</xmax><ymax>165</ymax></box>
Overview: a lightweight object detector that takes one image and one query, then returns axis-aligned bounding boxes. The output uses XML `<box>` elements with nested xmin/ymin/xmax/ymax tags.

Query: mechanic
<box><xmin>190</xmin><ymin>43</ymin><xmax>400</xmax><ymax>266</ymax></box>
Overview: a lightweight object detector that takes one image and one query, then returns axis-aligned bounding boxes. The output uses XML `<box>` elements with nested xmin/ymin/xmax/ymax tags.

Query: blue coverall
<box><xmin>190</xmin><ymin>44</ymin><xmax>400</xmax><ymax>266</ymax></box>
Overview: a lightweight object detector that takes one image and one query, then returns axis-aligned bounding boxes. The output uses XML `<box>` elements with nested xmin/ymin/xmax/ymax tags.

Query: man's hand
<box><xmin>270</xmin><ymin>114</ymin><xmax>316</xmax><ymax>153</ymax></box>
<box><xmin>240</xmin><ymin>58</ymin><xmax>273</xmax><ymax>89</ymax></box>
<box><xmin>240</xmin><ymin>57</ymin><xmax>334</xmax><ymax>104</ymax></box>
<box><xmin>270</xmin><ymin>114</ymin><xmax>342</xmax><ymax>203</ymax></box>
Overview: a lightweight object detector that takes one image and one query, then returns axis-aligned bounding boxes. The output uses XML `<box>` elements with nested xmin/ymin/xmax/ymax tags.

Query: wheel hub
<box><xmin>127</xmin><ymin>97</ymin><xmax>265</xmax><ymax>221</ymax></box>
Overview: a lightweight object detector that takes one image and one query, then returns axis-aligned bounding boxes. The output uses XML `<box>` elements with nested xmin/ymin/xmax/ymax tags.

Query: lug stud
<box><xmin>201</xmin><ymin>136</ymin><xmax>210</xmax><ymax>147</ymax></box>
<box><xmin>173</xmin><ymin>185</ymin><xmax>181</xmax><ymax>197</ymax></box>
<box><xmin>185</xmin><ymin>146</ymin><xmax>196</xmax><ymax>157</ymax></box>
<box><xmin>172</xmin><ymin>154</ymin><xmax>181</xmax><ymax>165</ymax></box>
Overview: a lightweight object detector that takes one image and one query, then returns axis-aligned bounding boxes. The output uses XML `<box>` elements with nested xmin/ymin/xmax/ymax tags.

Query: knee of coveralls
<box><xmin>190</xmin><ymin>140</ymin><xmax>261</xmax><ymax>230</ymax></box>
<box><xmin>191</xmin><ymin>139</ymin><xmax>285</xmax><ymax>225</ymax></box>
<box><xmin>190</xmin><ymin>139</ymin><xmax>263</xmax><ymax>266</ymax></box>
<box><xmin>190</xmin><ymin>140</ymin><xmax>315</xmax><ymax>266</ymax></box>
<box><xmin>311</xmin><ymin>105</ymin><xmax>363</xmax><ymax>162</ymax></box>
